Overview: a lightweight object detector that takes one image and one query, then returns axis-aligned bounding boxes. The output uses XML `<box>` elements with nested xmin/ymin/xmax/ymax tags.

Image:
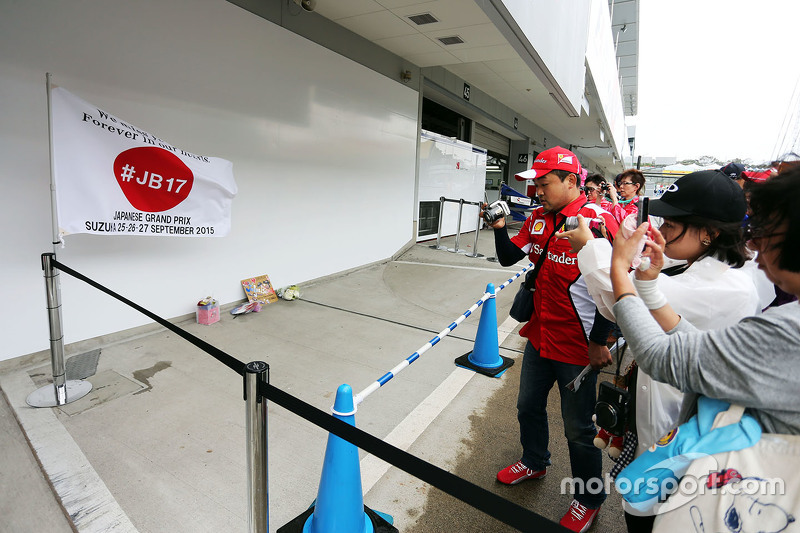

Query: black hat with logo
<box><xmin>719</xmin><ymin>162</ymin><xmax>746</xmax><ymax>180</ymax></box>
<box><xmin>649</xmin><ymin>170</ymin><xmax>747</xmax><ymax>223</ymax></box>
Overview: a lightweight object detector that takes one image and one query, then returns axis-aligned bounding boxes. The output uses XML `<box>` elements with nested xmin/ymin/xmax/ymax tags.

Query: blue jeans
<box><xmin>517</xmin><ymin>341</ymin><xmax>606</xmax><ymax>508</ymax></box>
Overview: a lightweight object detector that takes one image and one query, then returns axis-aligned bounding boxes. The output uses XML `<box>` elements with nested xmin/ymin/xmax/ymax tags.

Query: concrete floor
<box><xmin>0</xmin><ymin>225</ymin><xmax>627</xmax><ymax>533</ymax></box>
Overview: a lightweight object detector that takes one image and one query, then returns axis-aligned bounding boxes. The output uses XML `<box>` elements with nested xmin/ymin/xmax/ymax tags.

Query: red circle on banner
<box><xmin>113</xmin><ymin>147</ymin><xmax>194</xmax><ymax>212</ymax></box>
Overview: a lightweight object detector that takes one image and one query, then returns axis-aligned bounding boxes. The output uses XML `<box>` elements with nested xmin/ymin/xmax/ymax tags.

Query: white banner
<box><xmin>50</xmin><ymin>86</ymin><xmax>237</xmax><ymax>238</ymax></box>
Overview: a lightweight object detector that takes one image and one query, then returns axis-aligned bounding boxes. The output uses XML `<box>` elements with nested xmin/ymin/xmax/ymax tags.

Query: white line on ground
<box><xmin>360</xmin><ymin>315</ymin><xmax>520</xmax><ymax>494</ymax></box>
<box><xmin>0</xmin><ymin>371</ymin><xmax>138</xmax><ymax>533</ymax></box>
<box><xmin>392</xmin><ymin>260</ymin><xmax>518</xmax><ymax>273</ymax></box>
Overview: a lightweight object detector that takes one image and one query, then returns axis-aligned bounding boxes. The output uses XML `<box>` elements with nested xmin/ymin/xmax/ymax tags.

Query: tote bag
<box><xmin>652</xmin><ymin>408</ymin><xmax>800</xmax><ymax>533</ymax></box>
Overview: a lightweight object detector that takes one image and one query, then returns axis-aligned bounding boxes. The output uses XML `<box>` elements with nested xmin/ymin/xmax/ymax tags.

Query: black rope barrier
<box><xmin>52</xmin><ymin>258</ymin><xmax>569</xmax><ymax>533</ymax></box>
<box><xmin>260</xmin><ymin>381</ymin><xmax>569</xmax><ymax>533</ymax></box>
<box><xmin>51</xmin><ymin>259</ymin><xmax>247</xmax><ymax>376</ymax></box>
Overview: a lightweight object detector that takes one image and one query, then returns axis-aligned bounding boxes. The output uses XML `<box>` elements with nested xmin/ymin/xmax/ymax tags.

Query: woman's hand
<box><xmin>635</xmin><ymin>225</ymin><xmax>666</xmax><ymax>281</ymax></box>
<box><xmin>608</xmin><ymin>185</ymin><xmax>619</xmax><ymax>205</ymax></box>
<box><xmin>610</xmin><ymin>221</ymin><xmax>649</xmax><ymax>301</ymax></box>
<box><xmin>554</xmin><ymin>214</ymin><xmax>594</xmax><ymax>254</ymax></box>
<box><xmin>612</xmin><ymin>221</ymin><xmax>649</xmax><ymax>273</ymax></box>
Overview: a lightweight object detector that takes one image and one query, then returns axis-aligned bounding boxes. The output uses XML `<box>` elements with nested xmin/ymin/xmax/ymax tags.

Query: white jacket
<box><xmin>576</xmin><ymin>238</ymin><xmax>763</xmax><ymax>455</ymax></box>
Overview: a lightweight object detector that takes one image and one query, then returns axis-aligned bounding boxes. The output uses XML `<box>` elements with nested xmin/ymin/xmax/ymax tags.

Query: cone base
<box><xmin>278</xmin><ymin>505</ymin><xmax>397</xmax><ymax>533</ymax></box>
<box><xmin>454</xmin><ymin>352</ymin><xmax>514</xmax><ymax>377</ymax></box>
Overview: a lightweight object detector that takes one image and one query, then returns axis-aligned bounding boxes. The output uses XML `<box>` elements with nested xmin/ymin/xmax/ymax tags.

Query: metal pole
<box><xmin>465</xmin><ymin>207</ymin><xmax>484</xmax><ymax>258</ymax></box>
<box><xmin>44</xmin><ymin>253</ymin><xmax>66</xmax><ymax>403</ymax></box>
<box><xmin>428</xmin><ymin>196</ymin><xmax>446</xmax><ymax>250</ymax></box>
<box><xmin>448</xmin><ymin>199</ymin><xmax>466</xmax><ymax>254</ymax></box>
<box><xmin>27</xmin><ymin>253</ymin><xmax>92</xmax><ymax>407</ymax></box>
<box><xmin>245</xmin><ymin>361</ymin><xmax>269</xmax><ymax>533</ymax></box>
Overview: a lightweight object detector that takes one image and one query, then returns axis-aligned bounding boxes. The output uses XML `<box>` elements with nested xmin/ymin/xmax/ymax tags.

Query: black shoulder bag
<box><xmin>508</xmin><ymin>223</ymin><xmax>560</xmax><ymax>322</ymax></box>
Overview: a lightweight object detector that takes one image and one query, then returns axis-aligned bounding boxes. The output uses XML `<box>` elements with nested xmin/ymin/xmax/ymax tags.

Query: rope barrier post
<box><xmin>428</xmin><ymin>196</ymin><xmax>447</xmax><ymax>250</ymax></box>
<box><xmin>27</xmin><ymin>253</ymin><xmax>93</xmax><ymax>408</ymax></box>
<box><xmin>447</xmin><ymin>198</ymin><xmax>467</xmax><ymax>254</ymax></box>
<box><xmin>244</xmin><ymin>361</ymin><xmax>269</xmax><ymax>533</ymax></box>
<box><xmin>465</xmin><ymin>205</ymin><xmax>484</xmax><ymax>258</ymax></box>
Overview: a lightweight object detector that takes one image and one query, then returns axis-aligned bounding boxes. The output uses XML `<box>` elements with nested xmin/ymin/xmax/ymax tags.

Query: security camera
<box><xmin>292</xmin><ymin>0</ymin><xmax>316</xmax><ymax>11</ymax></box>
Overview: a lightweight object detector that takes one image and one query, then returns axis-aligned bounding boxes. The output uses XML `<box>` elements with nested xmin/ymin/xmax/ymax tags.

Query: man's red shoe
<box><xmin>559</xmin><ymin>499</ymin><xmax>600</xmax><ymax>532</ymax></box>
<box><xmin>496</xmin><ymin>461</ymin><xmax>546</xmax><ymax>485</ymax></box>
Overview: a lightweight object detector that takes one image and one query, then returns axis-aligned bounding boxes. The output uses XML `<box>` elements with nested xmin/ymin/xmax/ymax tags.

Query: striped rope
<box><xmin>353</xmin><ymin>261</ymin><xmax>534</xmax><ymax>405</ymax></box>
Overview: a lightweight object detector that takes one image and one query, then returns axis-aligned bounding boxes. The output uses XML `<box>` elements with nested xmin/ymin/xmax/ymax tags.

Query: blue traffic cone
<box><xmin>455</xmin><ymin>283</ymin><xmax>514</xmax><ymax>377</ymax></box>
<box><xmin>303</xmin><ymin>384</ymin><xmax>370</xmax><ymax>533</ymax></box>
<box><xmin>282</xmin><ymin>384</ymin><xmax>396</xmax><ymax>533</ymax></box>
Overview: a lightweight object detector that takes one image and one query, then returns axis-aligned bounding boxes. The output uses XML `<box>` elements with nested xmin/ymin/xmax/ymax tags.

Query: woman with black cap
<box><xmin>557</xmin><ymin>169</ymin><xmax>764</xmax><ymax>532</ymax></box>
<box><xmin>608</xmin><ymin>166</ymin><xmax>800</xmax><ymax>532</ymax></box>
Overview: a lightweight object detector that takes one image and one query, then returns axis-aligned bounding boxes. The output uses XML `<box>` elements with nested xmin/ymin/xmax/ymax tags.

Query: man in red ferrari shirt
<box><xmin>485</xmin><ymin>146</ymin><xmax>619</xmax><ymax>532</ymax></box>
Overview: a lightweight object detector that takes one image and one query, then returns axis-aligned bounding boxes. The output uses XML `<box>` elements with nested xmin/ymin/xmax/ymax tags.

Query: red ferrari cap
<box><xmin>525</xmin><ymin>146</ymin><xmax>582</xmax><ymax>179</ymax></box>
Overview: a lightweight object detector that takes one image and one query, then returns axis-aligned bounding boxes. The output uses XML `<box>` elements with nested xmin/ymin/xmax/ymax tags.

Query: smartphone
<box><xmin>637</xmin><ymin>197</ymin><xmax>650</xmax><ymax>227</ymax></box>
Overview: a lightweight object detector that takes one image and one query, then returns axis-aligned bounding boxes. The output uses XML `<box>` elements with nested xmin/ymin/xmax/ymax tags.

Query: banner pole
<box><xmin>27</xmin><ymin>253</ymin><xmax>92</xmax><ymax>407</ymax></box>
<box><xmin>28</xmin><ymin>75</ymin><xmax>93</xmax><ymax>408</ymax></box>
<box><xmin>46</xmin><ymin>73</ymin><xmax>61</xmax><ymax>252</ymax></box>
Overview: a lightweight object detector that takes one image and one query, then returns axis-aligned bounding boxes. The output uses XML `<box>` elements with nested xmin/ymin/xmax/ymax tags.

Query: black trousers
<box><xmin>624</xmin><ymin>511</ymin><xmax>655</xmax><ymax>533</ymax></box>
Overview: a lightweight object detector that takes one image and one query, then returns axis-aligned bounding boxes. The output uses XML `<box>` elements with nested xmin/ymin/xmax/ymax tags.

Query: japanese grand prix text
<box><xmin>84</xmin><ymin>211</ymin><xmax>215</xmax><ymax>235</ymax></box>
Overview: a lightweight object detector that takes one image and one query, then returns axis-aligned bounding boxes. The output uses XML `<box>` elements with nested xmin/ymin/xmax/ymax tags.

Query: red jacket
<box><xmin>606</xmin><ymin>197</ymin><xmax>639</xmax><ymax>225</ymax></box>
<box><xmin>511</xmin><ymin>194</ymin><xmax>619</xmax><ymax>365</ymax></box>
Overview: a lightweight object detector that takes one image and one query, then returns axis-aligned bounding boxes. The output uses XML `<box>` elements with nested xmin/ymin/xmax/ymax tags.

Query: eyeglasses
<box><xmin>583</xmin><ymin>186</ymin><xmax>600</xmax><ymax>193</ymax></box>
<box><xmin>743</xmin><ymin>223</ymin><xmax>786</xmax><ymax>248</ymax></box>
<box><xmin>617</xmin><ymin>182</ymin><xmax>635</xmax><ymax>187</ymax></box>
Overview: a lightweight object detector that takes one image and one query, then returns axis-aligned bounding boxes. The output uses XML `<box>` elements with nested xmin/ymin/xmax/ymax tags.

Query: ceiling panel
<box><xmin>405</xmin><ymin>49</ymin><xmax>460</xmax><ymax>67</ymax></box>
<box><xmin>447</xmin><ymin>44</ymin><xmax>518</xmax><ymax>63</ymax></box>
<box><xmin>615</xmin><ymin>40</ymin><xmax>638</xmax><ymax>57</ymax></box>
<box><xmin>497</xmin><ymin>69</ymin><xmax>544</xmax><ymax>85</ymax></box>
<box><xmin>375</xmin><ymin>33</ymin><xmax>443</xmax><ymax>55</ymax></box>
<box><xmin>376</xmin><ymin>0</ymin><xmax>438</xmax><ymax>9</ymax></box>
<box><xmin>390</xmin><ymin>0</ymin><xmax>490</xmax><ymax>31</ymax></box>
<box><xmin>315</xmin><ymin>0</ymin><xmax>384</xmax><ymax>20</ymax></box>
<box><xmin>307</xmin><ymin>0</ymin><xmax>639</xmax><ymax>171</ymax></box>
<box><xmin>335</xmin><ymin>10</ymin><xmax>419</xmax><ymax>40</ymax></box>
<box><xmin>423</xmin><ymin>23</ymin><xmax>507</xmax><ymax>48</ymax></box>
<box><xmin>443</xmin><ymin>61</ymin><xmax>491</xmax><ymax>76</ymax></box>
<box><xmin>485</xmin><ymin>57</ymin><xmax>529</xmax><ymax>74</ymax></box>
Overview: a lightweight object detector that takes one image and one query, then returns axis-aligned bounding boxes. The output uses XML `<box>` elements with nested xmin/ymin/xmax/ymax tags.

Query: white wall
<box><xmin>0</xmin><ymin>0</ymin><xmax>418</xmax><ymax>361</ymax></box>
<box><xmin>500</xmin><ymin>0</ymin><xmax>591</xmax><ymax>114</ymax></box>
<box><xmin>585</xmin><ymin>0</ymin><xmax>626</xmax><ymax>156</ymax></box>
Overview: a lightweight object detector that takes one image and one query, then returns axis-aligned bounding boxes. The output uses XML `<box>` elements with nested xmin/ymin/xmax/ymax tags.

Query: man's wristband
<box><xmin>632</xmin><ymin>277</ymin><xmax>668</xmax><ymax>310</ymax></box>
<box><xmin>615</xmin><ymin>292</ymin><xmax>637</xmax><ymax>303</ymax></box>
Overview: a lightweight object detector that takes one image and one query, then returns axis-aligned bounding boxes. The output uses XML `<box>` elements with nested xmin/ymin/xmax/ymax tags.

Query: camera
<box><xmin>594</xmin><ymin>381</ymin><xmax>630</xmax><ymax>436</ymax></box>
<box><xmin>563</xmin><ymin>216</ymin><xmax>604</xmax><ymax>232</ymax></box>
<box><xmin>483</xmin><ymin>200</ymin><xmax>510</xmax><ymax>225</ymax></box>
<box><xmin>601</xmin><ymin>182</ymin><xmax>610</xmax><ymax>192</ymax></box>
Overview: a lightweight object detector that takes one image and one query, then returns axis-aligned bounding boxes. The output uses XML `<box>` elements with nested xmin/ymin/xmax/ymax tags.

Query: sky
<box><xmin>634</xmin><ymin>0</ymin><xmax>800</xmax><ymax>163</ymax></box>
